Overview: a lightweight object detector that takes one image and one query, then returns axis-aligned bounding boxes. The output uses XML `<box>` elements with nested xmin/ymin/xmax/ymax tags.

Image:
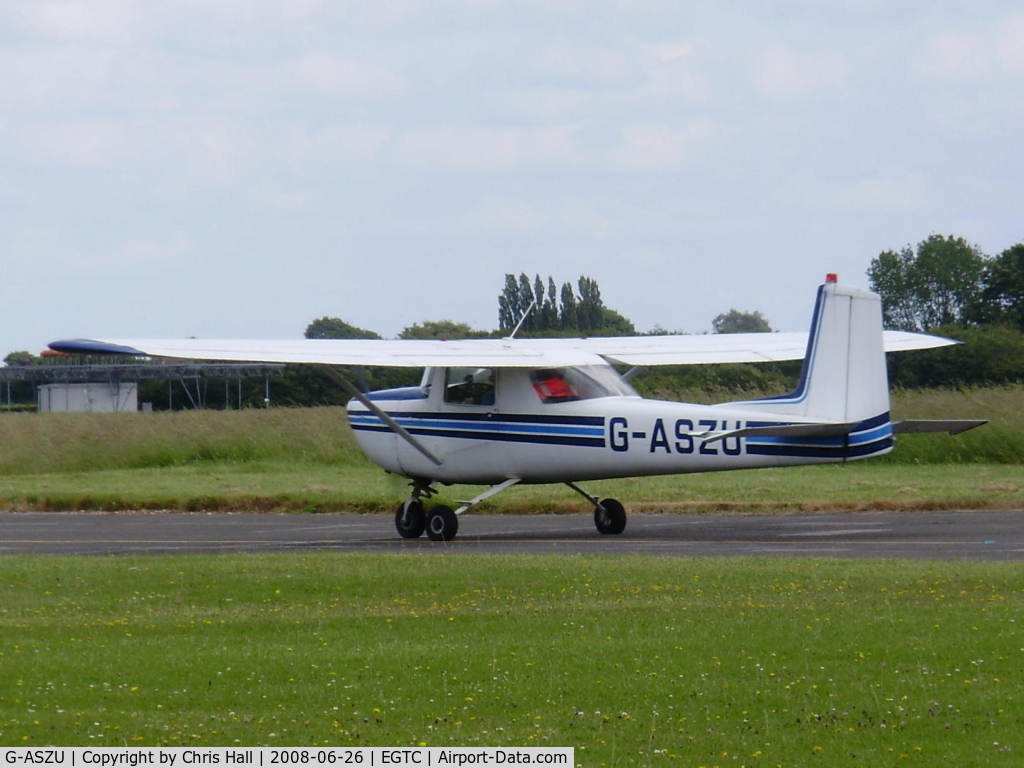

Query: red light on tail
<box><xmin>825</xmin><ymin>273</ymin><xmax>838</xmax><ymax>283</ymax></box>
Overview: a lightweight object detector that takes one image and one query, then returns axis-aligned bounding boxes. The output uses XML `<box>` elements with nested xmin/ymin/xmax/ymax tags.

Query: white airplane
<box><xmin>50</xmin><ymin>277</ymin><xmax>984</xmax><ymax>541</ymax></box>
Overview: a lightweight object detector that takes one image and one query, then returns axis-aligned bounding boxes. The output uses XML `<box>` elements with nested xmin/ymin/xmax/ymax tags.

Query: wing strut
<box><xmin>317</xmin><ymin>365</ymin><xmax>443</xmax><ymax>467</ymax></box>
<box><xmin>453</xmin><ymin>478</ymin><xmax>521</xmax><ymax>516</ymax></box>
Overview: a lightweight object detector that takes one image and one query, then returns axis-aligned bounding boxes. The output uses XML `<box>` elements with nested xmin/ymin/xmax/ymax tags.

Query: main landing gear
<box><xmin>394</xmin><ymin>478</ymin><xmax>628</xmax><ymax>541</ymax></box>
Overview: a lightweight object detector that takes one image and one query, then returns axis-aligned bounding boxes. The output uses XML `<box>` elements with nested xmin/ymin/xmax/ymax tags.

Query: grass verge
<box><xmin>0</xmin><ymin>553</ymin><xmax>1021</xmax><ymax>765</ymax></box>
<box><xmin>1</xmin><ymin>462</ymin><xmax>1023</xmax><ymax>515</ymax></box>
<box><xmin>0</xmin><ymin>387</ymin><xmax>1019</xmax><ymax>513</ymax></box>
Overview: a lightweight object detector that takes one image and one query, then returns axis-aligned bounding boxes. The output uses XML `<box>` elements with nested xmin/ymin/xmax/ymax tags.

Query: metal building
<box><xmin>2</xmin><ymin>360</ymin><xmax>284</xmax><ymax>412</ymax></box>
<box><xmin>37</xmin><ymin>382</ymin><xmax>138</xmax><ymax>413</ymax></box>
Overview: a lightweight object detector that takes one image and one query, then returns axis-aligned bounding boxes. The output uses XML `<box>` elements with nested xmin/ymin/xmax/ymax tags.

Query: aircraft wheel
<box><xmin>594</xmin><ymin>498</ymin><xmax>627</xmax><ymax>535</ymax></box>
<box><xmin>426</xmin><ymin>505</ymin><xmax>459</xmax><ymax>542</ymax></box>
<box><xmin>395</xmin><ymin>500</ymin><xmax>426</xmax><ymax>539</ymax></box>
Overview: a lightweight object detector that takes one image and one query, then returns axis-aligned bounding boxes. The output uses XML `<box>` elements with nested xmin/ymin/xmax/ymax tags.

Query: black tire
<box><xmin>594</xmin><ymin>498</ymin><xmax>627</xmax><ymax>535</ymax></box>
<box><xmin>395</xmin><ymin>500</ymin><xmax>426</xmax><ymax>539</ymax></box>
<box><xmin>426</xmin><ymin>505</ymin><xmax>459</xmax><ymax>542</ymax></box>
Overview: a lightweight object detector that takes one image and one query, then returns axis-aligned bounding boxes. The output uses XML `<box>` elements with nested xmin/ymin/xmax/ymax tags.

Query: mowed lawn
<box><xmin>1</xmin><ymin>391</ymin><xmax>1022</xmax><ymax>762</ymax></box>
<box><xmin>1</xmin><ymin>553</ymin><xmax>1022</xmax><ymax>765</ymax></box>
<box><xmin>2</xmin><ymin>460</ymin><xmax>1024</xmax><ymax>515</ymax></box>
<box><xmin>1</xmin><ymin>387</ymin><xmax>1021</xmax><ymax>515</ymax></box>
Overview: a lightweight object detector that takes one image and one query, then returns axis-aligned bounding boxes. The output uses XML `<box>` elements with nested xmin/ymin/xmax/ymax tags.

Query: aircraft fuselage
<box><xmin>347</xmin><ymin>364</ymin><xmax>893</xmax><ymax>485</ymax></box>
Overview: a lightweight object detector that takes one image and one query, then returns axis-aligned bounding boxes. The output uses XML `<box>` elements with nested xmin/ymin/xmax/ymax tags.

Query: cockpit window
<box><xmin>530</xmin><ymin>365</ymin><xmax>637</xmax><ymax>403</ymax></box>
<box><xmin>444</xmin><ymin>367</ymin><xmax>496</xmax><ymax>406</ymax></box>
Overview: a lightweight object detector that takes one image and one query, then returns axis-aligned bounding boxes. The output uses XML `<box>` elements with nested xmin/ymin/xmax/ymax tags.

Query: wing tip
<box><xmin>48</xmin><ymin>339</ymin><xmax>146</xmax><ymax>356</ymax></box>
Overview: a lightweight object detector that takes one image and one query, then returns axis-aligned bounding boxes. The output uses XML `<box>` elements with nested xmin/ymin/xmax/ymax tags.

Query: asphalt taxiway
<box><xmin>1</xmin><ymin>509</ymin><xmax>1022</xmax><ymax>560</ymax></box>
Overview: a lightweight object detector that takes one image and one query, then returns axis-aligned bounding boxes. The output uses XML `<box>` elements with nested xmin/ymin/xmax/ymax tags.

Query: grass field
<box><xmin>1</xmin><ymin>389</ymin><xmax>1022</xmax><ymax>761</ymax></box>
<box><xmin>0</xmin><ymin>386</ymin><xmax>1020</xmax><ymax>514</ymax></box>
<box><xmin>2</xmin><ymin>461</ymin><xmax>1024</xmax><ymax>516</ymax></box>
<box><xmin>1</xmin><ymin>554</ymin><xmax>1022</xmax><ymax>764</ymax></box>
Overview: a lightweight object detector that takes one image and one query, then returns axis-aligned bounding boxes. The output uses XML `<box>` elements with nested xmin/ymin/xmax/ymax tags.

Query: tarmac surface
<box><xmin>1</xmin><ymin>509</ymin><xmax>1023</xmax><ymax>560</ymax></box>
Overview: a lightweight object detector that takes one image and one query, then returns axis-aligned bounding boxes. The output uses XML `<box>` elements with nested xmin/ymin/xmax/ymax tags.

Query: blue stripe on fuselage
<box><xmin>745</xmin><ymin>412</ymin><xmax>893</xmax><ymax>459</ymax></box>
<box><xmin>348</xmin><ymin>410</ymin><xmax>607</xmax><ymax>448</ymax></box>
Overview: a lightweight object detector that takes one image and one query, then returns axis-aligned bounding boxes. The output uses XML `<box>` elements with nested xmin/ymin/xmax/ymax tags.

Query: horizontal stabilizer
<box><xmin>700</xmin><ymin>421</ymin><xmax>860</xmax><ymax>445</ymax></box>
<box><xmin>892</xmin><ymin>419</ymin><xmax>988</xmax><ymax>435</ymax></box>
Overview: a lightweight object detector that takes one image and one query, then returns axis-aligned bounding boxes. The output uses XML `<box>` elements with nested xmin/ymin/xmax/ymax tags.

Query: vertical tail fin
<box><xmin>733</xmin><ymin>280</ymin><xmax>890</xmax><ymax>424</ymax></box>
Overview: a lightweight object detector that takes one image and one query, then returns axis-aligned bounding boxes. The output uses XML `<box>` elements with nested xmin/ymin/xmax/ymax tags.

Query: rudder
<box><xmin>731</xmin><ymin>280</ymin><xmax>890</xmax><ymax>424</ymax></box>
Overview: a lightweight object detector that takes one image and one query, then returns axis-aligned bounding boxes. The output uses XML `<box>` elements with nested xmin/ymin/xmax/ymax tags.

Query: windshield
<box><xmin>530</xmin><ymin>365</ymin><xmax>637</xmax><ymax>403</ymax></box>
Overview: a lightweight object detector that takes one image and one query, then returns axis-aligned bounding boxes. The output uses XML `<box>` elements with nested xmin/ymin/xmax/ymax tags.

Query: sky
<box><xmin>2</xmin><ymin>0</ymin><xmax>1023</xmax><ymax>356</ymax></box>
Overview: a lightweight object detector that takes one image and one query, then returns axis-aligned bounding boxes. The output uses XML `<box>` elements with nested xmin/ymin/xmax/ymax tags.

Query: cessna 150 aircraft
<box><xmin>50</xmin><ymin>276</ymin><xmax>984</xmax><ymax>542</ymax></box>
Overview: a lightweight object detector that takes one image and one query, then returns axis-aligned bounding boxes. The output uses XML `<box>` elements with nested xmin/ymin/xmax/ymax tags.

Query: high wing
<box><xmin>48</xmin><ymin>330</ymin><xmax>954</xmax><ymax>368</ymax></box>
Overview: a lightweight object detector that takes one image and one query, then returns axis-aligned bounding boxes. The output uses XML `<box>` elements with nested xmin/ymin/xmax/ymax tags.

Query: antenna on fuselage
<box><xmin>506</xmin><ymin>299</ymin><xmax>537</xmax><ymax>341</ymax></box>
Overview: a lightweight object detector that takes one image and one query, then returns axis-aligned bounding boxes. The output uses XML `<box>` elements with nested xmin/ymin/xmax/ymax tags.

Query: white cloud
<box><xmin>402</xmin><ymin>195</ymin><xmax>619</xmax><ymax>242</ymax></box>
<box><xmin>493</xmin><ymin>88</ymin><xmax>587</xmax><ymax>119</ymax></box>
<box><xmin>22</xmin><ymin>119</ymin><xmax>127</xmax><ymax>167</ymax></box>
<box><xmin>11</xmin><ymin>228</ymin><xmax>193</xmax><ymax>271</ymax></box>
<box><xmin>112</xmin><ymin>235</ymin><xmax>196</xmax><ymax>268</ymax></box>
<box><xmin>245</xmin><ymin>181</ymin><xmax>314</xmax><ymax>213</ymax></box>
<box><xmin>465</xmin><ymin>198</ymin><xmax>548</xmax><ymax>235</ymax></box>
<box><xmin>11</xmin><ymin>228</ymin><xmax>83</xmax><ymax>269</ymax></box>
<box><xmin>1</xmin><ymin>1</ymin><xmax>1021</xmax><ymax>355</ymax></box>
<box><xmin>831</xmin><ymin>177</ymin><xmax>926</xmax><ymax>214</ymax></box>
<box><xmin>170</xmin><ymin>120</ymin><xmax>256</xmax><ymax>181</ymax></box>
<box><xmin>643</xmin><ymin>41</ymin><xmax>709</xmax><ymax>100</ymax></box>
<box><xmin>3</xmin><ymin>0</ymin><xmax>143</xmax><ymax>45</ymax></box>
<box><xmin>916</xmin><ymin>30</ymin><xmax>991</xmax><ymax>81</ymax></box>
<box><xmin>177</xmin><ymin>0</ymin><xmax>333</xmax><ymax>24</ymax></box>
<box><xmin>283</xmin><ymin>118</ymin><xmax>716</xmax><ymax>173</ymax></box>
<box><xmin>0</xmin><ymin>172</ymin><xmax>33</xmax><ymax>204</ymax></box>
<box><xmin>610</xmin><ymin>121</ymin><xmax>713</xmax><ymax>170</ymax></box>
<box><xmin>917</xmin><ymin>13</ymin><xmax>1024</xmax><ymax>82</ymax></box>
<box><xmin>287</xmin><ymin>124</ymin><xmax>394</xmax><ymax>165</ymax></box>
<box><xmin>347</xmin><ymin>0</ymin><xmax>418</xmax><ymax>27</ymax></box>
<box><xmin>751</xmin><ymin>45</ymin><xmax>849</xmax><ymax>99</ymax></box>
<box><xmin>282</xmin><ymin>52</ymin><xmax>406</xmax><ymax>97</ymax></box>
<box><xmin>994</xmin><ymin>14</ymin><xmax>1024</xmax><ymax>74</ymax></box>
<box><xmin>0</xmin><ymin>46</ymin><xmax>115</xmax><ymax>108</ymax></box>
<box><xmin>387</xmin><ymin>121</ymin><xmax>711</xmax><ymax>173</ymax></box>
<box><xmin>395</xmin><ymin>126</ymin><xmax>526</xmax><ymax>171</ymax></box>
<box><xmin>527</xmin><ymin>46</ymin><xmax>633</xmax><ymax>88</ymax></box>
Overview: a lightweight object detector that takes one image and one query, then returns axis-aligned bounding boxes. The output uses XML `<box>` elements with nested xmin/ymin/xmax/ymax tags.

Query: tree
<box><xmin>543</xmin><ymin>277</ymin><xmax>558</xmax><ymax>330</ymax></box>
<box><xmin>559</xmin><ymin>282</ymin><xmax>578</xmax><ymax>331</ymax></box>
<box><xmin>866</xmin><ymin>246</ymin><xmax>920</xmax><ymax>331</ymax></box>
<box><xmin>976</xmin><ymin>243</ymin><xmax>1024</xmax><ymax>330</ymax></box>
<box><xmin>498</xmin><ymin>273</ymin><xmax>632</xmax><ymax>336</ymax></box>
<box><xmin>886</xmin><ymin>324</ymin><xmax>1024</xmax><ymax>388</ymax></box>
<box><xmin>577</xmin><ymin>276</ymin><xmax>604</xmax><ymax>332</ymax></box>
<box><xmin>867</xmin><ymin>234</ymin><xmax>986</xmax><ymax>331</ymax></box>
<box><xmin>3</xmin><ymin>351</ymin><xmax>43</xmax><ymax>366</ymax></box>
<box><xmin>597</xmin><ymin>308</ymin><xmax>636</xmax><ymax>336</ymax></box>
<box><xmin>517</xmin><ymin>273</ymin><xmax>536</xmax><ymax>333</ymax></box>
<box><xmin>304</xmin><ymin>317</ymin><xmax>381</xmax><ymax>340</ymax></box>
<box><xmin>498</xmin><ymin>273</ymin><xmax>522</xmax><ymax>331</ymax></box>
<box><xmin>914</xmin><ymin>234</ymin><xmax>985</xmax><ymax>329</ymax></box>
<box><xmin>399</xmin><ymin>320</ymin><xmax>482</xmax><ymax>339</ymax></box>
<box><xmin>297</xmin><ymin>316</ymin><xmax>416</xmax><ymax>403</ymax></box>
<box><xmin>711</xmin><ymin>309</ymin><xmax>773</xmax><ymax>334</ymax></box>
<box><xmin>534</xmin><ymin>274</ymin><xmax>546</xmax><ymax>320</ymax></box>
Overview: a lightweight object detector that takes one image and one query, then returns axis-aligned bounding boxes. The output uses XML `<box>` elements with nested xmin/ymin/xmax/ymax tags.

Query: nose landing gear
<box><xmin>566</xmin><ymin>482</ymin><xmax>627</xmax><ymax>535</ymax></box>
